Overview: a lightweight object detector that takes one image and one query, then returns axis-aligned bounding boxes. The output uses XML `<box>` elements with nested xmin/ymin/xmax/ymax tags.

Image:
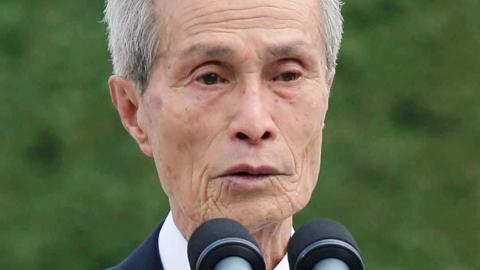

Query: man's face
<box><xmin>137</xmin><ymin>0</ymin><xmax>332</xmax><ymax>232</ymax></box>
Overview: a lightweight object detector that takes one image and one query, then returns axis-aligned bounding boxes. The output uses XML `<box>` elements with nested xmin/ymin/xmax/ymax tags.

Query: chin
<box><xmin>212</xmin><ymin>198</ymin><xmax>301</xmax><ymax>231</ymax></box>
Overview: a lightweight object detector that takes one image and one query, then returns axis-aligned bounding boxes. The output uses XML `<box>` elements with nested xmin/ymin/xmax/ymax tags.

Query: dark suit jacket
<box><xmin>107</xmin><ymin>221</ymin><xmax>165</xmax><ymax>270</ymax></box>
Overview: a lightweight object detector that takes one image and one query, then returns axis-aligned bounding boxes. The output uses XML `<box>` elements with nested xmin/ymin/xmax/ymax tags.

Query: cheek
<box><xmin>145</xmin><ymin>93</ymin><xmax>198</xmax><ymax>196</ymax></box>
<box><xmin>277</xmin><ymin>134</ymin><xmax>322</xmax><ymax>216</ymax></box>
<box><xmin>276</xmin><ymin>85</ymin><xmax>328</xmax><ymax>159</ymax></box>
<box><xmin>274</xmin><ymin>84</ymin><xmax>328</xmax><ymax>204</ymax></box>
<box><xmin>145</xmin><ymin>91</ymin><xmax>224</xmax><ymax>217</ymax></box>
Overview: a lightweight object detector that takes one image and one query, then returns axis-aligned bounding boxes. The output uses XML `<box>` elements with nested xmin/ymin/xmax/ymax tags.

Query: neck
<box><xmin>251</xmin><ymin>217</ymin><xmax>292</xmax><ymax>270</ymax></box>
<box><xmin>171</xmin><ymin>207</ymin><xmax>292</xmax><ymax>270</ymax></box>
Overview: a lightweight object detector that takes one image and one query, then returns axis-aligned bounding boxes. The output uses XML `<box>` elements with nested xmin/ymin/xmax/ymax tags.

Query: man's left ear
<box><xmin>322</xmin><ymin>69</ymin><xmax>336</xmax><ymax>130</ymax></box>
<box><xmin>327</xmin><ymin>68</ymin><xmax>336</xmax><ymax>92</ymax></box>
<box><xmin>108</xmin><ymin>75</ymin><xmax>153</xmax><ymax>157</ymax></box>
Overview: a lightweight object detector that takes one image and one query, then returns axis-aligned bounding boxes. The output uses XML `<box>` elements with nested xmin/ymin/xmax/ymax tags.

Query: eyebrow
<box><xmin>178</xmin><ymin>43</ymin><xmax>235</xmax><ymax>59</ymax></box>
<box><xmin>178</xmin><ymin>40</ymin><xmax>314</xmax><ymax>61</ymax></box>
<box><xmin>264</xmin><ymin>41</ymin><xmax>313</xmax><ymax>59</ymax></box>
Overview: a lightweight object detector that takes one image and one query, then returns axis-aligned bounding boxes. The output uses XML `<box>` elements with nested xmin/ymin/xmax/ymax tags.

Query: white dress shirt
<box><xmin>159</xmin><ymin>211</ymin><xmax>292</xmax><ymax>270</ymax></box>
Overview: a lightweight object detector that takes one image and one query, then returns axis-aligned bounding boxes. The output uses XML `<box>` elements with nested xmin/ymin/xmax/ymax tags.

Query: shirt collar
<box><xmin>159</xmin><ymin>211</ymin><xmax>292</xmax><ymax>270</ymax></box>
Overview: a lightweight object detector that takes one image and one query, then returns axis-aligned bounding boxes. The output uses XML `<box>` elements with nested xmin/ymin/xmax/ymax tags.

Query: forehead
<box><xmin>157</xmin><ymin>0</ymin><xmax>323</xmax><ymax>57</ymax></box>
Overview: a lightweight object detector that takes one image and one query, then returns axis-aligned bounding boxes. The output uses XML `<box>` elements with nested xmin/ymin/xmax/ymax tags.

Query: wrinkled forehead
<box><xmin>155</xmin><ymin>0</ymin><xmax>324</xmax><ymax>55</ymax></box>
<box><xmin>159</xmin><ymin>0</ymin><xmax>321</xmax><ymax>19</ymax></box>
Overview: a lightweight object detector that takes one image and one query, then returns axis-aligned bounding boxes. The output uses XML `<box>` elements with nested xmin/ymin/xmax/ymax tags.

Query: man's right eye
<box><xmin>196</xmin><ymin>73</ymin><xmax>225</xmax><ymax>85</ymax></box>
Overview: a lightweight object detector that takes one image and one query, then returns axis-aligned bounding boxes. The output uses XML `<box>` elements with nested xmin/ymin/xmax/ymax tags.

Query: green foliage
<box><xmin>1</xmin><ymin>0</ymin><xmax>478</xmax><ymax>269</ymax></box>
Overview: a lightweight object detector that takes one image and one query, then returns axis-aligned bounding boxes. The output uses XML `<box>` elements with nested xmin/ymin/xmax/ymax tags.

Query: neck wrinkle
<box><xmin>170</xmin><ymin>204</ymin><xmax>293</xmax><ymax>270</ymax></box>
<box><xmin>252</xmin><ymin>217</ymin><xmax>293</xmax><ymax>270</ymax></box>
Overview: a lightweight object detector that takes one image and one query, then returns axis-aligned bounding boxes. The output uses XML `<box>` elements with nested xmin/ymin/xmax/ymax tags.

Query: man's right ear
<box><xmin>108</xmin><ymin>75</ymin><xmax>153</xmax><ymax>157</ymax></box>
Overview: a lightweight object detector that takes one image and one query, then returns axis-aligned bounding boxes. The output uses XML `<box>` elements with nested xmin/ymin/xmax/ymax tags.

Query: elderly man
<box><xmin>104</xmin><ymin>0</ymin><xmax>343</xmax><ymax>269</ymax></box>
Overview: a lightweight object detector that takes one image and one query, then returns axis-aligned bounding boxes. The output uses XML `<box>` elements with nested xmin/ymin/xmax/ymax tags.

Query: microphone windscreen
<box><xmin>288</xmin><ymin>218</ymin><xmax>363</xmax><ymax>270</ymax></box>
<box><xmin>187</xmin><ymin>218</ymin><xmax>263</xmax><ymax>270</ymax></box>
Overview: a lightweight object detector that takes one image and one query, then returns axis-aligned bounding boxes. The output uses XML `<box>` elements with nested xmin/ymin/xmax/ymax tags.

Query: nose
<box><xmin>227</xmin><ymin>84</ymin><xmax>277</xmax><ymax>146</ymax></box>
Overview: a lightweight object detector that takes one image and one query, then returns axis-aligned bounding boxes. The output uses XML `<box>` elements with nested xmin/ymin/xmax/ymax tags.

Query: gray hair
<box><xmin>104</xmin><ymin>0</ymin><xmax>343</xmax><ymax>92</ymax></box>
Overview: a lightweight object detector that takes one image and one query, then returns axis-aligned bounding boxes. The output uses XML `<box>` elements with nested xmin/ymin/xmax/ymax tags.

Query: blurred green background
<box><xmin>1</xmin><ymin>0</ymin><xmax>479</xmax><ymax>269</ymax></box>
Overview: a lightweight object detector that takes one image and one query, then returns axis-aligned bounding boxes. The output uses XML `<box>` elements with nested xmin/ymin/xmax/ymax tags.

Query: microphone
<box><xmin>187</xmin><ymin>218</ymin><xmax>266</xmax><ymax>270</ymax></box>
<box><xmin>287</xmin><ymin>218</ymin><xmax>364</xmax><ymax>270</ymax></box>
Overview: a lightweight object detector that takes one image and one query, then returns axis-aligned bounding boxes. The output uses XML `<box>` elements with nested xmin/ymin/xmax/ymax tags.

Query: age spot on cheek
<box><xmin>176</xmin><ymin>142</ymin><xmax>188</xmax><ymax>152</ymax></box>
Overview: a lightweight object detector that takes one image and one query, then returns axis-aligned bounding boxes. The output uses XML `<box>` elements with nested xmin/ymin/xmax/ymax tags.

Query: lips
<box><xmin>218</xmin><ymin>164</ymin><xmax>283</xmax><ymax>179</ymax></box>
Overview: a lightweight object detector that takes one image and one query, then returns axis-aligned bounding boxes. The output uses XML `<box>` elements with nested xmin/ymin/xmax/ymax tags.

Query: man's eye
<box><xmin>197</xmin><ymin>73</ymin><xmax>225</xmax><ymax>85</ymax></box>
<box><xmin>273</xmin><ymin>72</ymin><xmax>301</xmax><ymax>82</ymax></box>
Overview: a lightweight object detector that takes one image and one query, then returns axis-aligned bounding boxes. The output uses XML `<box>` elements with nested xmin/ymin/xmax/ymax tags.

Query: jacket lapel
<box><xmin>107</xmin><ymin>220</ymin><xmax>165</xmax><ymax>270</ymax></box>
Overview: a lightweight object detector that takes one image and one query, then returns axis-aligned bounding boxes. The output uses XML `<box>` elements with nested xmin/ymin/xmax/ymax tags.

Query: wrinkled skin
<box><xmin>109</xmin><ymin>0</ymin><xmax>335</xmax><ymax>268</ymax></box>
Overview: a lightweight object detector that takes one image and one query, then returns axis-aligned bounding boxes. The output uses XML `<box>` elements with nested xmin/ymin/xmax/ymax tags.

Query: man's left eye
<box><xmin>273</xmin><ymin>72</ymin><xmax>301</xmax><ymax>82</ymax></box>
<box><xmin>197</xmin><ymin>73</ymin><xmax>225</xmax><ymax>85</ymax></box>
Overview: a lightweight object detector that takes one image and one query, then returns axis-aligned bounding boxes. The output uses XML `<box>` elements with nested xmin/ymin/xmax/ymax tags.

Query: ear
<box><xmin>322</xmin><ymin>69</ymin><xmax>336</xmax><ymax>130</ymax></box>
<box><xmin>326</xmin><ymin>68</ymin><xmax>336</xmax><ymax>91</ymax></box>
<box><xmin>108</xmin><ymin>75</ymin><xmax>153</xmax><ymax>157</ymax></box>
